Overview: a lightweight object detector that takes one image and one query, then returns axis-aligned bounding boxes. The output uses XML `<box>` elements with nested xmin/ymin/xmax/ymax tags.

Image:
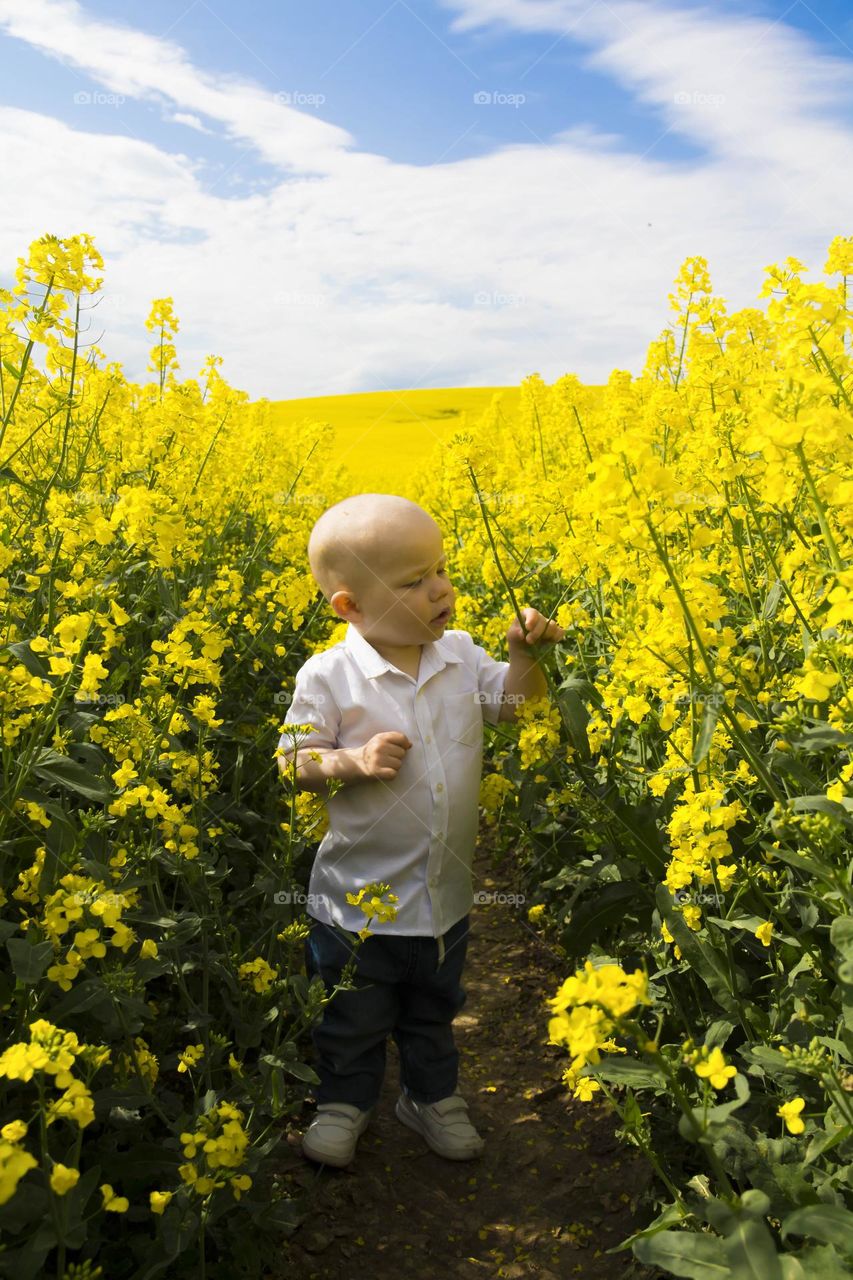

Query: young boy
<box><xmin>276</xmin><ymin>493</ymin><xmax>563</xmax><ymax>1168</ymax></box>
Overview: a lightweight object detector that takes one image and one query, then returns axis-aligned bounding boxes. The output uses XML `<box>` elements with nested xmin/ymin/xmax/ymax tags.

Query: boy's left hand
<box><xmin>507</xmin><ymin>606</ymin><xmax>565</xmax><ymax>651</ymax></box>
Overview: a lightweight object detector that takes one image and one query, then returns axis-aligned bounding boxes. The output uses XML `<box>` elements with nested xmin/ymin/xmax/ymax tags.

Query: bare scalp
<box><xmin>360</xmin><ymin>730</ymin><xmax>413</xmax><ymax>780</ymax></box>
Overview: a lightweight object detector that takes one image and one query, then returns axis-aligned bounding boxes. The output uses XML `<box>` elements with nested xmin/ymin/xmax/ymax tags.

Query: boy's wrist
<box><xmin>507</xmin><ymin>640</ymin><xmax>544</xmax><ymax>661</ymax></box>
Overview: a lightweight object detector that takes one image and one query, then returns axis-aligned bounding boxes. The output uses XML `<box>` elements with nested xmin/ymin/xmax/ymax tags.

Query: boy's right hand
<box><xmin>358</xmin><ymin>731</ymin><xmax>412</xmax><ymax>781</ymax></box>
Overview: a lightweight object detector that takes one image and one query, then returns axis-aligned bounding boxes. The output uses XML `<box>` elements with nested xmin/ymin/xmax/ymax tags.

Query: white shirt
<box><xmin>277</xmin><ymin>624</ymin><xmax>510</xmax><ymax>937</ymax></box>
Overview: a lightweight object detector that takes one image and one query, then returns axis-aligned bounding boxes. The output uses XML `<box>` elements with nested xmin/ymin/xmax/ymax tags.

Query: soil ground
<box><xmin>270</xmin><ymin>838</ymin><xmax>662</xmax><ymax>1280</ymax></box>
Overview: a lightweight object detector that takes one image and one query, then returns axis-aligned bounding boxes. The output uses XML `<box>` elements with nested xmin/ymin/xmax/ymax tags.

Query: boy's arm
<box><xmin>277</xmin><ymin>745</ymin><xmax>368</xmax><ymax>795</ymax></box>
<box><xmin>498</xmin><ymin>648</ymin><xmax>548</xmax><ymax>723</ymax></box>
<box><xmin>498</xmin><ymin>606</ymin><xmax>563</xmax><ymax>722</ymax></box>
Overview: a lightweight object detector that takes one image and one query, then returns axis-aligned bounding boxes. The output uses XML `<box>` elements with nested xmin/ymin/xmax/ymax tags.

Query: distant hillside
<box><xmin>266</xmin><ymin>386</ymin><xmax>522</xmax><ymax>486</ymax></box>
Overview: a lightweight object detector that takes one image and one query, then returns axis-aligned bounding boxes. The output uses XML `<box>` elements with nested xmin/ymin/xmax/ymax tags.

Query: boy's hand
<box><xmin>359</xmin><ymin>731</ymin><xmax>413</xmax><ymax>781</ymax></box>
<box><xmin>507</xmin><ymin>606</ymin><xmax>565</xmax><ymax>652</ymax></box>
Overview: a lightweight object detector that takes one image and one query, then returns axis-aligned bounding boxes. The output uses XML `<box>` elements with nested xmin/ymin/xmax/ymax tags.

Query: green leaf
<box><xmin>706</xmin><ymin>1020</ymin><xmax>735</xmax><ymax>1048</ymax></box>
<box><xmin>592</xmin><ymin>1057</ymin><xmax>667</xmax><ymax>1090</ymax></box>
<box><xmin>784</xmin><ymin>1244</ymin><xmax>853</xmax><ymax>1279</ymax></box>
<box><xmin>611</xmin><ymin>1201</ymin><xmax>687</xmax><ymax>1252</ymax></box>
<box><xmin>759</xmin><ymin>840</ymin><xmax>827</xmax><ymax>880</ymax></box>
<box><xmin>692</xmin><ymin>692</ymin><xmax>724</xmax><ymax>766</ymax></box>
<box><xmin>655</xmin><ymin>886</ymin><xmax>742</xmax><ymax>1020</ymax></box>
<box><xmin>281</xmin><ymin>1060</ymin><xmax>321</xmax><ymax>1084</ymax></box>
<box><xmin>723</xmin><ymin>1217</ymin><xmax>784</xmax><ymax>1280</ymax></box>
<box><xmin>6</xmin><ymin>938</ymin><xmax>54</xmax><ymax>985</ymax></box>
<box><xmin>791</xmin><ymin>724</ymin><xmax>853</xmax><ymax>751</ymax></box>
<box><xmin>5</xmin><ymin>639</ymin><xmax>48</xmax><ymax>678</ymax></box>
<box><xmin>554</xmin><ymin>687</ymin><xmax>591</xmax><ymax>760</ymax></box>
<box><xmin>31</xmin><ymin>748</ymin><xmax>113</xmax><ymax>801</ymax></box>
<box><xmin>805</xmin><ymin>1124</ymin><xmax>852</xmax><ymax>1165</ymax></box>
<box><xmin>761</xmin><ymin>578</ymin><xmax>784</xmax><ymax>619</ymax></box>
<box><xmin>634</xmin><ymin>1229</ymin><xmax>731</xmax><ymax>1278</ymax></box>
<box><xmin>565</xmin><ymin>881</ymin><xmax>650</xmax><ymax>957</ymax></box>
<box><xmin>781</xmin><ymin>1205</ymin><xmax>853</xmax><ymax>1255</ymax></box>
<box><xmin>789</xmin><ymin>795</ymin><xmax>853</xmax><ymax>823</ymax></box>
<box><xmin>611</xmin><ymin>795</ymin><xmax>668</xmax><ymax>877</ymax></box>
<box><xmin>830</xmin><ymin>917</ymin><xmax>853</xmax><ymax>960</ymax></box>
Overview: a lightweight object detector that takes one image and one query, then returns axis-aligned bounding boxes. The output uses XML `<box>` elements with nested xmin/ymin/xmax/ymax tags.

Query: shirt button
<box><xmin>425</xmin><ymin>735</ymin><xmax>432</xmax><ymax>743</ymax></box>
<box><xmin>429</xmin><ymin>876</ymin><xmax>439</xmax><ymax>886</ymax></box>
<box><xmin>436</xmin><ymin>782</ymin><xmax>444</xmax><ymax>793</ymax></box>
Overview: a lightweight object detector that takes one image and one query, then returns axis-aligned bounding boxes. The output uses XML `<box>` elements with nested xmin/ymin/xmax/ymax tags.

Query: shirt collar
<box><xmin>344</xmin><ymin>621</ymin><xmax>462</xmax><ymax>681</ymax></box>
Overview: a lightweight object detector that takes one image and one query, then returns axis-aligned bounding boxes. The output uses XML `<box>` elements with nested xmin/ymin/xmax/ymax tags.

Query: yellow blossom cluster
<box><xmin>345</xmin><ymin>882</ymin><xmax>399</xmax><ymax>940</ymax></box>
<box><xmin>237</xmin><ymin>956</ymin><xmax>279</xmax><ymax>993</ymax></box>
<box><xmin>546</xmin><ymin>961</ymin><xmax>651</xmax><ymax>1099</ymax></box>
<box><xmin>178</xmin><ymin>1100</ymin><xmax>253</xmax><ymax>1200</ymax></box>
<box><xmin>0</xmin><ymin>1019</ymin><xmax>111</xmax><ymax>1201</ymax></box>
<box><xmin>34</xmin><ymin>873</ymin><xmax>139</xmax><ymax>990</ymax></box>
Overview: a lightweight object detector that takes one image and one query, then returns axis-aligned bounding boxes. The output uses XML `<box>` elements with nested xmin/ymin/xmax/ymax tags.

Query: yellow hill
<box><xmin>266</xmin><ymin>386</ymin><xmax>522</xmax><ymax>488</ymax></box>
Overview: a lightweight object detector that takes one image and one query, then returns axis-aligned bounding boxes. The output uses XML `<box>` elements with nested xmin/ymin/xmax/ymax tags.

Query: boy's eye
<box><xmin>404</xmin><ymin>568</ymin><xmax>447</xmax><ymax>589</ymax></box>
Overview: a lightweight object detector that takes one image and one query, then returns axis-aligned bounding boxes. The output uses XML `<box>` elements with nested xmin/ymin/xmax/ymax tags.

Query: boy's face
<box><xmin>331</xmin><ymin>517</ymin><xmax>455</xmax><ymax>645</ymax></box>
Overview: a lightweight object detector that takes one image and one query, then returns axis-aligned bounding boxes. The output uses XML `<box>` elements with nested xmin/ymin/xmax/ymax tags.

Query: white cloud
<box><xmin>0</xmin><ymin>0</ymin><xmax>850</xmax><ymax>400</ymax></box>
<box><xmin>169</xmin><ymin>111</ymin><xmax>215</xmax><ymax>134</ymax></box>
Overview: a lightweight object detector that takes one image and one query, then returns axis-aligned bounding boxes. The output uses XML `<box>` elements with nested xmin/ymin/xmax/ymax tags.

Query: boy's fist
<box><xmin>359</xmin><ymin>731</ymin><xmax>412</xmax><ymax>781</ymax></box>
<box><xmin>507</xmin><ymin>606</ymin><xmax>565</xmax><ymax>651</ymax></box>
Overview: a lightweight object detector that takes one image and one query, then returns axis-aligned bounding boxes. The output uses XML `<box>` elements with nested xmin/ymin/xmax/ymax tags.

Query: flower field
<box><xmin>0</xmin><ymin>230</ymin><xmax>851</xmax><ymax>1278</ymax></box>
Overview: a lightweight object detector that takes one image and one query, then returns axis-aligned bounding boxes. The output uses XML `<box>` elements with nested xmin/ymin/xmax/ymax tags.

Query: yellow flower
<box><xmin>794</xmin><ymin>667</ymin><xmax>839</xmax><ymax>702</ymax></box>
<box><xmin>694</xmin><ymin>1046</ymin><xmax>737</xmax><ymax>1090</ymax></box>
<box><xmin>777</xmin><ymin>1096</ymin><xmax>806</xmax><ymax>1134</ymax></box>
<box><xmin>572</xmin><ymin>1076</ymin><xmax>601</xmax><ymax>1102</ymax></box>
<box><xmin>150</xmin><ymin>1190</ymin><xmax>173</xmax><ymax>1214</ymax></box>
<box><xmin>177</xmin><ymin>1044</ymin><xmax>205</xmax><ymax>1073</ymax></box>
<box><xmin>50</xmin><ymin>1163</ymin><xmax>80</xmax><ymax>1195</ymax></box>
<box><xmin>100</xmin><ymin>1182</ymin><xmax>129</xmax><ymax>1212</ymax></box>
<box><xmin>345</xmin><ymin>882</ymin><xmax>399</xmax><ymax>924</ymax></box>
<box><xmin>0</xmin><ymin>1140</ymin><xmax>38</xmax><ymax>1205</ymax></box>
<box><xmin>237</xmin><ymin>957</ymin><xmax>279</xmax><ymax>994</ymax></box>
<box><xmin>755</xmin><ymin>920</ymin><xmax>774</xmax><ymax>947</ymax></box>
<box><xmin>527</xmin><ymin>904</ymin><xmax>546</xmax><ymax>923</ymax></box>
<box><xmin>0</xmin><ymin>1120</ymin><xmax>28</xmax><ymax>1143</ymax></box>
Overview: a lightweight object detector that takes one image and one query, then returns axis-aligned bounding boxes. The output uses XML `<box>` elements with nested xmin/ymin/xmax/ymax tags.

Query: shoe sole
<box><xmin>395</xmin><ymin>1097</ymin><xmax>484</xmax><ymax>1160</ymax></box>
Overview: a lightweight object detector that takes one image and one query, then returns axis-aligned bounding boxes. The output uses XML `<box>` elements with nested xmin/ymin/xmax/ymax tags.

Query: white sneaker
<box><xmin>395</xmin><ymin>1090</ymin><xmax>485</xmax><ymax>1160</ymax></box>
<box><xmin>301</xmin><ymin>1102</ymin><xmax>374</xmax><ymax>1168</ymax></box>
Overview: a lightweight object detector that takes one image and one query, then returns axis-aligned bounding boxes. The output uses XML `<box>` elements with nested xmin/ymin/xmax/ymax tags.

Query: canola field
<box><xmin>266</xmin><ymin>386</ymin><xmax>524</xmax><ymax>488</ymax></box>
<box><xmin>0</xmin><ymin>231</ymin><xmax>851</xmax><ymax>1279</ymax></box>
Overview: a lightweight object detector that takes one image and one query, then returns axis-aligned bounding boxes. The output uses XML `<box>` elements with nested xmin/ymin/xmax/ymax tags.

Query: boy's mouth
<box><xmin>431</xmin><ymin>607</ymin><xmax>451</xmax><ymax>624</ymax></box>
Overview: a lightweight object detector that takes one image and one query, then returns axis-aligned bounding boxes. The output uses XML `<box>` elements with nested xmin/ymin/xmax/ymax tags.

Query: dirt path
<box><xmin>272</xmin><ymin>839</ymin><xmax>659</xmax><ymax>1279</ymax></box>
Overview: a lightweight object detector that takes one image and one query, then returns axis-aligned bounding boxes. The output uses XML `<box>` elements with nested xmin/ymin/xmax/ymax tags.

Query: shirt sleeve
<box><xmin>464</xmin><ymin>633</ymin><xmax>511</xmax><ymax>727</ymax></box>
<box><xmin>276</xmin><ymin>664</ymin><xmax>341</xmax><ymax>762</ymax></box>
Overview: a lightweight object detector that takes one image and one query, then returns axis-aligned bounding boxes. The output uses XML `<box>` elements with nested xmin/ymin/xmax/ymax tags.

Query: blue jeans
<box><xmin>303</xmin><ymin>913</ymin><xmax>470</xmax><ymax>1109</ymax></box>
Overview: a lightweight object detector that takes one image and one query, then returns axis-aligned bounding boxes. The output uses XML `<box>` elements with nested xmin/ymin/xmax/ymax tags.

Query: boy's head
<box><xmin>307</xmin><ymin>493</ymin><xmax>455</xmax><ymax>646</ymax></box>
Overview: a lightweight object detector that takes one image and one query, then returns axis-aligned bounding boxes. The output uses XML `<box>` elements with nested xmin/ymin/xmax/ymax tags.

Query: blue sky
<box><xmin>1</xmin><ymin>0</ymin><xmax>852</xmax><ymax>397</ymax></box>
